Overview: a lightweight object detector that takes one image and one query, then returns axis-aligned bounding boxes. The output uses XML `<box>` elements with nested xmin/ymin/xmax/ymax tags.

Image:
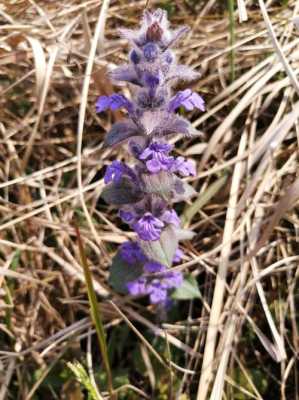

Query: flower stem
<box><xmin>75</xmin><ymin>225</ymin><xmax>115</xmax><ymax>400</ymax></box>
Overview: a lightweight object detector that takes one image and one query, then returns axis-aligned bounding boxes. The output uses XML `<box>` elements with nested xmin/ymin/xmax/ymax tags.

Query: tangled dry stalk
<box><xmin>0</xmin><ymin>0</ymin><xmax>298</xmax><ymax>399</ymax></box>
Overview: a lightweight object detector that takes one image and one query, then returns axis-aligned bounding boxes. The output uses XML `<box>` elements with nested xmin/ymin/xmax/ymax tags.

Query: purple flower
<box><xmin>171</xmin><ymin>157</ymin><xmax>196</xmax><ymax>176</ymax></box>
<box><xmin>130</xmin><ymin>49</ymin><xmax>140</xmax><ymax>64</ymax></box>
<box><xmin>163</xmin><ymin>270</ymin><xmax>183</xmax><ymax>289</ymax></box>
<box><xmin>139</xmin><ymin>142</ymin><xmax>174</xmax><ymax>173</ymax></box>
<box><xmin>168</xmin><ymin>89</ymin><xmax>205</xmax><ymax>112</ymax></box>
<box><xmin>96</xmin><ymin>94</ymin><xmax>133</xmax><ymax>113</ymax></box>
<box><xmin>173</xmin><ymin>248</ymin><xmax>184</xmax><ymax>263</ymax></box>
<box><xmin>127</xmin><ymin>277</ymin><xmax>147</xmax><ymax>296</ymax></box>
<box><xmin>104</xmin><ymin>161</ymin><xmax>125</xmax><ymax>184</ymax></box>
<box><xmin>144</xmin><ymin>261</ymin><xmax>166</xmax><ymax>273</ymax></box>
<box><xmin>164</xmin><ymin>50</ymin><xmax>174</xmax><ymax>64</ymax></box>
<box><xmin>147</xmin><ymin>281</ymin><xmax>168</xmax><ymax>304</ymax></box>
<box><xmin>119</xmin><ymin>209</ymin><xmax>136</xmax><ymax>224</ymax></box>
<box><xmin>134</xmin><ymin>212</ymin><xmax>164</xmax><ymax>241</ymax></box>
<box><xmin>104</xmin><ymin>161</ymin><xmax>137</xmax><ymax>184</ymax></box>
<box><xmin>120</xmin><ymin>241</ymin><xmax>147</xmax><ymax>264</ymax></box>
<box><xmin>161</xmin><ymin>209</ymin><xmax>180</xmax><ymax>227</ymax></box>
<box><xmin>143</xmin><ymin>72</ymin><xmax>160</xmax><ymax>89</ymax></box>
<box><xmin>143</xmin><ymin>42</ymin><xmax>159</xmax><ymax>62</ymax></box>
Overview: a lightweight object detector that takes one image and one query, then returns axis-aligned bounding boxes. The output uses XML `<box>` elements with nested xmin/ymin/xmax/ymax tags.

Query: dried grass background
<box><xmin>0</xmin><ymin>0</ymin><xmax>298</xmax><ymax>399</ymax></box>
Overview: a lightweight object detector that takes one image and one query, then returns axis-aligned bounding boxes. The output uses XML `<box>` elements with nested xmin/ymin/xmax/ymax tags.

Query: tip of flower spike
<box><xmin>146</xmin><ymin>22</ymin><xmax>163</xmax><ymax>42</ymax></box>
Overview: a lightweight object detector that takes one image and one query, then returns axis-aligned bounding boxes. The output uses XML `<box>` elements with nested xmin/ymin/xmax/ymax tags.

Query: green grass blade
<box><xmin>182</xmin><ymin>172</ymin><xmax>229</xmax><ymax>226</ymax></box>
<box><xmin>75</xmin><ymin>225</ymin><xmax>115</xmax><ymax>400</ymax></box>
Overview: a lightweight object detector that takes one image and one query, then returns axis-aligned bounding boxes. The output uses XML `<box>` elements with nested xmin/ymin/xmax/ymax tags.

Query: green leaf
<box><xmin>172</xmin><ymin>275</ymin><xmax>200</xmax><ymax>300</ymax></box>
<box><xmin>108</xmin><ymin>253</ymin><xmax>143</xmax><ymax>294</ymax></box>
<box><xmin>140</xmin><ymin>226</ymin><xmax>178</xmax><ymax>267</ymax></box>
<box><xmin>101</xmin><ymin>177</ymin><xmax>143</xmax><ymax>205</ymax></box>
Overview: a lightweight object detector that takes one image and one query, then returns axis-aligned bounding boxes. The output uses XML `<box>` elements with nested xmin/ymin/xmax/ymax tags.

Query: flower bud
<box><xmin>146</xmin><ymin>22</ymin><xmax>163</xmax><ymax>42</ymax></box>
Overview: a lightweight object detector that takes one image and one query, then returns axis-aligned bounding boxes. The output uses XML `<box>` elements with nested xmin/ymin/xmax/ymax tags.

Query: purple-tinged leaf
<box><xmin>172</xmin><ymin>180</ymin><xmax>197</xmax><ymax>202</ymax></box>
<box><xmin>103</xmin><ymin>120</ymin><xmax>140</xmax><ymax>148</ymax></box>
<box><xmin>110</xmin><ymin>65</ymin><xmax>140</xmax><ymax>85</ymax></box>
<box><xmin>168</xmin><ymin>64</ymin><xmax>200</xmax><ymax>83</ymax></box>
<box><xmin>140</xmin><ymin>111</ymin><xmax>198</xmax><ymax>137</ymax></box>
<box><xmin>101</xmin><ymin>177</ymin><xmax>143</xmax><ymax>205</ymax></box>
<box><xmin>142</xmin><ymin>170</ymin><xmax>176</xmax><ymax>200</ymax></box>
<box><xmin>155</xmin><ymin>114</ymin><xmax>199</xmax><ymax>137</ymax></box>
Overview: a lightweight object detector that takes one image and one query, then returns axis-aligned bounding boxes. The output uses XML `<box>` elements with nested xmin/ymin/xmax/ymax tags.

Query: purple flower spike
<box><xmin>134</xmin><ymin>212</ymin><xmax>164</xmax><ymax>241</ymax></box>
<box><xmin>96</xmin><ymin>94</ymin><xmax>133</xmax><ymax>113</ymax></box>
<box><xmin>100</xmin><ymin>9</ymin><xmax>205</xmax><ymax>309</ymax></box>
<box><xmin>120</xmin><ymin>241</ymin><xmax>147</xmax><ymax>264</ymax></box>
<box><xmin>168</xmin><ymin>89</ymin><xmax>205</xmax><ymax>112</ymax></box>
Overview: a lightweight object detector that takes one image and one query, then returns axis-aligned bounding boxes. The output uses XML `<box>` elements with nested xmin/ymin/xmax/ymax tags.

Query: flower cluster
<box><xmin>120</xmin><ymin>241</ymin><xmax>183</xmax><ymax>304</ymax></box>
<box><xmin>98</xmin><ymin>9</ymin><xmax>204</xmax><ymax>307</ymax></box>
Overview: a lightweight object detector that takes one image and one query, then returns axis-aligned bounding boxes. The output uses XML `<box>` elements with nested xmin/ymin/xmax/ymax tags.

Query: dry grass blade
<box><xmin>109</xmin><ymin>300</ymin><xmax>169</xmax><ymax>370</ymax></box>
<box><xmin>0</xmin><ymin>359</ymin><xmax>16</xmax><ymax>400</ymax></box>
<box><xmin>26</xmin><ymin>36</ymin><xmax>46</xmax><ymax>103</ymax></box>
<box><xmin>76</xmin><ymin>0</ymin><xmax>110</xmax><ymax>249</ymax></box>
<box><xmin>197</xmin><ymin>131</ymin><xmax>247</xmax><ymax>400</ymax></box>
<box><xmin>258</xmin><ymin>0</ymin><xmax>299</xmax><ymax>95</ymax></box>
<box><xmin>253</xmin><ymin>177</ymin><xmax>299</xmax><ymax>255</ymax></box>
<box><xmin>237</xmin><ymin>0</ymin><xmax>248</xmax><ymax>22</ymax></box>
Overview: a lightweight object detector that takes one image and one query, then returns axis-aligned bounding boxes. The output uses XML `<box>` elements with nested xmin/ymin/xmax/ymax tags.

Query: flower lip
<box><xmin>96</xmin><ymin>94</ymin><xmax>134</xmax><ymax>113</ymax></box>
<box><xmin>168</xmin><ymin>89</ymin><xmax>205</xmax><ymax>113</ymax></box>
<box><xmin>171</xmin><ymin>156</ymin><xmax>196</xmax><ymax>176</ymax></box>
<box><xmin>139</xmin><ymin>141</ymin><xmax>174</xmax><ymax>174</ymax></box>
<box><xmin>134</xmin><ymin>212</ymin><xmax>164</xmax><ymax>241</ymax></box>
<box><xmin>104</xmin><ymin>160</ymin><xmax>138</xmax><ymax>184</ymax></box>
